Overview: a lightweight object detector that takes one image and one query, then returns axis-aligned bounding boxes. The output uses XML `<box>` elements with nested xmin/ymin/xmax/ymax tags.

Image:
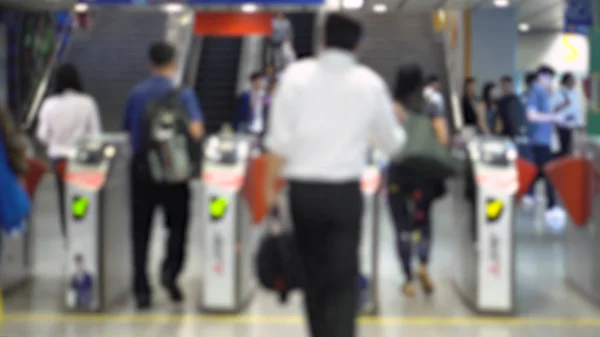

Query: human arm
<box><xmin>526</xmin><ymin>88</ymin><xmax>560</xmax><ymax>123</ymax></box>
<box><xmin>181</xmin><ymin>89</ymin><xmax>205</xmax><ymax>140</ymax></box>
<box><xmin>36</xmin><ymin>99</ymin><xmax>51</xmax><ymax>144</ymax></box>
<box><xmin>263</xmin><ymin>73</ymin><xmax>295</xmax><ymax>210</ymax></box>
<box><xmin>475</xmin><ymin>101</ymin><xmax>491</xmax><ymax>134</ymax></box>
<box><xmin>426</xmin><ymin>103</ymin><xmax>449</xmax><ymax>146</ymax></box>
<box><xmin>87</xmin><ymin>99</ymin><xmax>102</xmax><ymax>137</ymax></box>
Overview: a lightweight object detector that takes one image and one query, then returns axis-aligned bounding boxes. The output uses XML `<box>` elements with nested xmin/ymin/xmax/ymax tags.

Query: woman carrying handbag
<box><xmin>386</xmin><ymin>64</ymin><xmax>452</xmax><ymax>297</ymax></box>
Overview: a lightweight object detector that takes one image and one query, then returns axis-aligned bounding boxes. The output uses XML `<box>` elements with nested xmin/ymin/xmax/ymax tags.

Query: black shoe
<box><xmin>161</xmin><ymin>274</ymin><xmax>184</xmax><ymax>302</ymax></box>
<box><xmin>136</xmin><ymin>293</ymin><xmax>152</xmax><ymax>310</ymax></box>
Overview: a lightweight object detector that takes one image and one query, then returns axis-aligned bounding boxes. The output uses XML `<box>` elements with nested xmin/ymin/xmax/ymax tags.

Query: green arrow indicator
<box><xmin>72</xmin><ymin>196</ymin><xmax>89</xmax><ymax>219</ymax></box>
<box><xmin>209</xmin><ymin>196</ymin><xmax>228</xmax><ymax>220</ymax></box>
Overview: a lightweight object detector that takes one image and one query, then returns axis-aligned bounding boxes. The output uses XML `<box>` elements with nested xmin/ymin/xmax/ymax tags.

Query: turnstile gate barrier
<box><xmin>64</xmin><ymin>133</ymin><xmax>131</xmax><ymax>312</ymax></box>
<box><xmin>200</xmin><ymin>132</ymin><xmax>258</xmax><ymax>312</ymax></box>
<box><xmin>451</xmin><ymin>136</ymin><xmax>517</xmax><ymax>314</ymax></box>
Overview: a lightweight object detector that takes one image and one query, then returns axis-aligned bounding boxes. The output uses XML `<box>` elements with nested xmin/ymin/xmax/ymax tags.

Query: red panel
<box><xmin>545</xmin><ymin>156</ymin><xmax>592</xmax><ymax>226</ymax></box>
<box><xmin>516</xmin><ymin>157</ymin><xmax>538</xmax><ymax>201</ymax></box>
<box><xmin>194</xmin><ymin>12</ymin><xmax>273</xmax><ymax>37</ymax></box>
<box><xmin>243</xmin><ymin>155</ymin><xmax>286</xmax><ymax>224</ymax></box>
<box><xmin>24</xmin><ymin>158</ymin><xmax>47</xmax><ymax>199</ymax></box>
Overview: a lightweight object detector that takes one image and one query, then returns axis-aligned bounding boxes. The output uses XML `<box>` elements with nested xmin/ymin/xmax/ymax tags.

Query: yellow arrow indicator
<box><xmin>486</xmin><ymin>199</ymin><xmax>504</xmax><ymax>221</ymax></box>
<box><xmin>209</xmin><ymin>197</ymin><xmax>229</xmax><ymax>220</ymax></box>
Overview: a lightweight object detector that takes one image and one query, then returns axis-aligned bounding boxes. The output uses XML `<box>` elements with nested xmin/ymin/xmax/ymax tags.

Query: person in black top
<box><xmin>497</xmin><ymin>75</ymin><xmax>525</xmax><ymax>138</ymax></box>
<box><xmin>461</xmin><ymin>77</ymin><xmax>490</xmax><ymax>133</ymax></box>
<box><xmin>482</xmin><ymin>81</ymin><xmax>500</xmax><ymax>133</ymax></box>
<box><xmin>387</xmin><ymin>64</ymin><xmax>448</xmax><ymax>298</ymax></box>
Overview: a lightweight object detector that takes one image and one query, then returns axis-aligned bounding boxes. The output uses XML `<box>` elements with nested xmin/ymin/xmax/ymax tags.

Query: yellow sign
<box><xmin>563</xmin><ymin>34</ymin><xmax>579</xmax><ymax>62</ymax></box>
<box><xmin>486</xmin><ymin>199</ymin><xmax>504</xmax><ymax>222</ymax></box>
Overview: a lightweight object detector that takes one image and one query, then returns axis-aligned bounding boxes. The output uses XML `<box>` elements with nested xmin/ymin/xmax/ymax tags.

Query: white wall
<box><xmin>518</xmin><ymin>32</ymin><xmax>589</xmax><ymax>75</ymax></box>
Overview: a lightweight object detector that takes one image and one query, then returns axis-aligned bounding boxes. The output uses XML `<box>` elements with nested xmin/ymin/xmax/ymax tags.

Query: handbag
<box><xmin>391</xmin><ymin>112</ymin><xmax>461</xmax><ymax>180</ymax></box>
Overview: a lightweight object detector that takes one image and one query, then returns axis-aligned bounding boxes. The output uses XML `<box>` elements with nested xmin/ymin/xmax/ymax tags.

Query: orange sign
<box><xmin>66</xmin><ymin>172</ymin><xmax>106</xmax><ymax>191</ymax></box>
<box><xmin>203</xmin><ymin>171</ymin><xmax>245</xmax><ymax>190</ymax></box>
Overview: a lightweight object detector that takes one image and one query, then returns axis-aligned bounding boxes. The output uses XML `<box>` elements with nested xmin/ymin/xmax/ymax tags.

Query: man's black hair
<box><xmin>394</xmin><ymin>63</ymin><xmax>425</xmax><ymax>111</ymax></box>
<box><xmin>55</xmin><ymin>63</ymin><xmax>84</xmax><ymax>94</ymax></box>
<box><xmin>561</xmin><ymin>72</ymin><xmax>575</xmax><ymax>85</ymax></box>
<box><xmin>250</xmin><ymin>71</ymin><xmax>263</xmax><ymax>81</ymax></box>
<box><xmin>500</xmin><ymin>75</ymin><xmax>513</xmax><ymax>83</ymax></box>
<box><xmin>525</xmin><ymin>72</ymin><xmax>537</xmax><ymax>87</ymax></box>
<box><xmin>324</xmin><ymin>13</ymin><xmax>363</xmax><ymax>51</ymax></box>
<box><xmin>148</xmin><ymin>41</ymin><xmax>176</xmax><ymax>67</ymax></box>
<box><xmin>426</xmin><ymin>75</ymin><xmax>439</xmax><ymax>85</ymax></box>
<box><xmin>537</xmin><ymin>65</ymin><xmax>556</xmax><ymax>77</ymax></box>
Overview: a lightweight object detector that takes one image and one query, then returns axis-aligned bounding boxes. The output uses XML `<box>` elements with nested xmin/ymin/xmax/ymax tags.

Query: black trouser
<box><xmin>387</xmin><ymin>177</ymin><xmax>435</xmax><ymax>282</ymax></box>
<box><xmin>289</xmin><ymin>180</ymin><xmax>362</xmax><ymax>337</ymax></box>
<box><xmin>130</xmin><ymin>165</ymin><xmax>190</xmax><ymax>296</ymax></box>
<box><xmin>557</xmin><ymin>127</ymin><xmax>573</xmax><ymax>157</ymax></box>
<box><xmin>52</xmin><ymin>158</ymin><xmax>67</xmax><ymax>238</ymax></box>
<box><xmin>527</xmin><ymin>145</ymin><xmax>556</xmax><ymax>208</ymax></box>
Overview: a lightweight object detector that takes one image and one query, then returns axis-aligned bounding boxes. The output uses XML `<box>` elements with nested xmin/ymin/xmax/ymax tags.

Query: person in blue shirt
<box><xmin>123</xmin><ymin>41</ymin><xmax>204</xmax><ymax>310</ymax></box>
<box><xmin>70</xmin><ymin>254</ymin><xmax>93</xmax><ymax>309</ymax></box>
<box><xmin>522</xmin><ymin>65</ymin><xmax>565</xmax><ymax>227</ymax></box>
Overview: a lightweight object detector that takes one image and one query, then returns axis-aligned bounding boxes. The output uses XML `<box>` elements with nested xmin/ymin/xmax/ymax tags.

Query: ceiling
<box><xmin>375</xmin><ymin>0</ymin><xmax>565</xmax><ymax>31</ymax></box>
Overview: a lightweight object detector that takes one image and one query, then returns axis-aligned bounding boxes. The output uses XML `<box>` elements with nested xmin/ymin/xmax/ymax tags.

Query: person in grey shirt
<box><xmin>269</xmin><ymin>12</ymin><xmax>294</xmax><ymax>69</ymax></box>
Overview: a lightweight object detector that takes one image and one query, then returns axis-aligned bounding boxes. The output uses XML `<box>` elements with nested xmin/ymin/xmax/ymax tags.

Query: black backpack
<box><xmin>255</xmin><ymin>215</ymin><xmax>304</xmax><ymax>303</ymax></box>
<box><xmin>140</xmin><ymin>89</ymin><xmax>199</xmax><ymax>183</ymax></box>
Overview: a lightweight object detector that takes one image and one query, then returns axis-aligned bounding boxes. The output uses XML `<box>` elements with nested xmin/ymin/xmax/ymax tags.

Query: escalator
<box><xmin>262</xmin><ymin>12</ymin><xmax>316</xmax><ymax>68</ymax></box>
<box><xmin>195</xmin><ymin>37</ymin><xmax>242</xmax><ymax>134</ymax></box>
<box><xmin>287</xmin><ymin>12</ymin><xmax>316</xmax><ymax>59</ymax></box>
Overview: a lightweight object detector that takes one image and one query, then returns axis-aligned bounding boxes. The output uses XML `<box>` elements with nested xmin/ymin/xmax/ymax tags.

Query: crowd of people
<box><xmin>461</xmin><ymin>67</ymin><xmax>584</xmax><ymax>227</ymax></box>
<box><xmin>0</xmin><ymin>10</ymin><xmax>588</xmax><ymax>337</ymax></box>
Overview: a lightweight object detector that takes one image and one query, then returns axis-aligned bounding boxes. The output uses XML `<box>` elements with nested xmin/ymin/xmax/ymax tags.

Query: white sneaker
<box><xmin>521</xmin><ymin>195</ymin><xmax>536</xmax><ymax>210</ymax></box>
<box><xmin>545</xmin><ymin>206</ymin><xmax>567</xmax><ymax>231</ymax></box>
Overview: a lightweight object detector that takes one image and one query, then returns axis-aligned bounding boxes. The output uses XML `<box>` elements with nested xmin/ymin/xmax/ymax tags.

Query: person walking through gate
<box><xmin>263</xmin><ymin>14</ymin><xmax>406</xmax><ymax>337</ymax></box>
<box><xmin>123</xmin><ymin>41</ymin><xmax>204</xmax><ymax>309</ymax></box>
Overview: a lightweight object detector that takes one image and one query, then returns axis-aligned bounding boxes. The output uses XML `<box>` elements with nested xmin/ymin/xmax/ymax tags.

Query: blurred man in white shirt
<box><xmin>553</xmin><ymin>72</ymin><xmax>584</xmax><ymax>156</ymax></box>
<box><xmin>264</xmin><ymin>13</ymin><xmax>405</xmax><ymax>337</ymax></box>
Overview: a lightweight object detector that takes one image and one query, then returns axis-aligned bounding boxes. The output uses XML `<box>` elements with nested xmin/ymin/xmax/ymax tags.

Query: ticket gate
<box><xmin>564</xmin><ymin>138</ymin><xmax>600</xmax><ymax>303</ymax></box>
<box><xmin>63</xmin><ymin>133</ymin><xmax>131</xmax><ymax>312</ymax></box>
<box><xmin>1</xmin><ymin>228</ymin><xmax>33</xmax><ymax>291</ymax></box>
<box><xmin>358</xmin><ymin>153</ymin><xmax>382</xmax><ymax>315</ymax></box>
<box><xmin>451</xmin><ymin>136</ymin><xmax>517</xmax><ymax>315</ymax></box>
<box><xmin>200</xmin><ymin>133</ymin><xmax>258</xmax><ymax>313</ymax></box>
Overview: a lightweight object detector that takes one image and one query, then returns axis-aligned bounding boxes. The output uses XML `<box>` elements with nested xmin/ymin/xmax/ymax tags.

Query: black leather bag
<box><xmin>255</xmin><ymin>213</ymin><xmax>304</xmax><ymax>303</ymax></box>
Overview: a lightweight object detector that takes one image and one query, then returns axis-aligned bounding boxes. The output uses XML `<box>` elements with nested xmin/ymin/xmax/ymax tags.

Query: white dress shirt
<box><xmin>264</xmin><ymin>49</ymin><xmax>406</xmax><ymax>182</ymax></box>
<box><xmin>248</xmin><ymin>91</ymin><xmax>265</xmax><ymax>134</ymax></box>
<box><xmin>423</xmin><ymin>86</ymin><xmax>445</xmax><ymax>114</ymax></box>
<box><xmin>36</xmin><ymin>90</ymin><xmax>102</xmax><ymax>158</ymax></box>
<box><xmin>553</xmin><ymin>86</ymin><xmax>584</xmax><ymax>128</ymax></box>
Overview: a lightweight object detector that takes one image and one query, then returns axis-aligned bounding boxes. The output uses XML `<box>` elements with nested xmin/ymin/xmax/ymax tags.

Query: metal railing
<box><xmin>22</xmin><ymin>14</ymin><xmax>73</xmax><ymax>132</ymax></box>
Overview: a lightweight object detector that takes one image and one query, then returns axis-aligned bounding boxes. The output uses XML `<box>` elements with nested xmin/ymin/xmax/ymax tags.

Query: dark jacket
<box><xmin>497</xmin><ymin>94</ymin><xmax>524</xmax><ymax>138</ymax></box>
<box><xmin>233</xmin><ymin>91</ymin><xmax>270</xmax><ymax>136</ymax></box>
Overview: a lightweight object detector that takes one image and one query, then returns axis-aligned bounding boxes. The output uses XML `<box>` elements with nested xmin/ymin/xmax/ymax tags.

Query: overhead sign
<box><xmin>80</xmin><ymin>0</ymin><xmax>324</xmax><ymax>5</ymax></box>
<box><xmin>564</xmin><ymin>0</ymin><xmax>593</xmax><ymax>34</ymax></box>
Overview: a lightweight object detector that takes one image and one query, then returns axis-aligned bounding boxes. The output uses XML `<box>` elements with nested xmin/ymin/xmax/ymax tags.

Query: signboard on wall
<box><xmin>80</xmin><ymin>0</ymin><xmax>324</xmax><ymax>4</ymax></box>
<box><xmin>564</xmin><ymin>0</ymin><xmax>593</xmax><ymax>34</ymax></box>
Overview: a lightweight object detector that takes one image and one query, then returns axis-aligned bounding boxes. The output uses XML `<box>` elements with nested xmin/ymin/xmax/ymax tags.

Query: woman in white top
<box><xmin>37</xmin><ymin>63</ymin><xmax>102</xmax><ymax>238</ymax></box>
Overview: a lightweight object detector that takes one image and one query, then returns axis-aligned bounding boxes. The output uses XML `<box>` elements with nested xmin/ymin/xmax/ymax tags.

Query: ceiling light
<box><xmin>161</xmin><ymin>3</ymin><xmax>184</xmax><ymax>13</ymax></box>
<box><xmin>373</xmin><ymin>3</ymin><xmax>387</xmax><ymax>13</ymax></box>
<box><xmin>518</xmin><ymin>22</ymin><xmax>530</xmax><ymax>32</ymax></box>
<box><xmin>342</xmin><ymin>0</ymin><xmax>364</xmax><ymax>10</ymax></box>
<box><xmin>241</xmin><ymin>3</ymin><xmax>258</xmax><ymax>13</ymax></box>
<box><xmin>74</xmin><ymin>3</ymin><xmax>89</xmax><ymax>13</ymax></box>
<box><xmin>494</xmin><ymin>0</ymin><xmax>510</xmax><ymax>7</ymax></box>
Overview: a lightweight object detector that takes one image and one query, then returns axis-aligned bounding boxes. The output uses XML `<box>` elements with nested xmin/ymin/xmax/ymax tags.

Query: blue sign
<box><xmin>564</xmin><ymin>0</ymin><xmax>593</xmax><ymax>27</ymax></box>
<box><xmin>80</xmin><ymin>0</ymin><xmax>323</xmax><ymax>5</ymax></box>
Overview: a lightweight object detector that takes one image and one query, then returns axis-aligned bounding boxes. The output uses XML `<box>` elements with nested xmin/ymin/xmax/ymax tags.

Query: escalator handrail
<box><xmin>22</xmin><ymin>15</ymin><xmax>73</xmax><ymax>132</ymax></box>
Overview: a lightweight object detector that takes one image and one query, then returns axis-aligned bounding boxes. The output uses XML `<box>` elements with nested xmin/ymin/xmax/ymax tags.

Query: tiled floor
<box><xmin>1</xmin><ymin>178</ymin><xmax>599</xmax><ymax>337</ymax></box>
